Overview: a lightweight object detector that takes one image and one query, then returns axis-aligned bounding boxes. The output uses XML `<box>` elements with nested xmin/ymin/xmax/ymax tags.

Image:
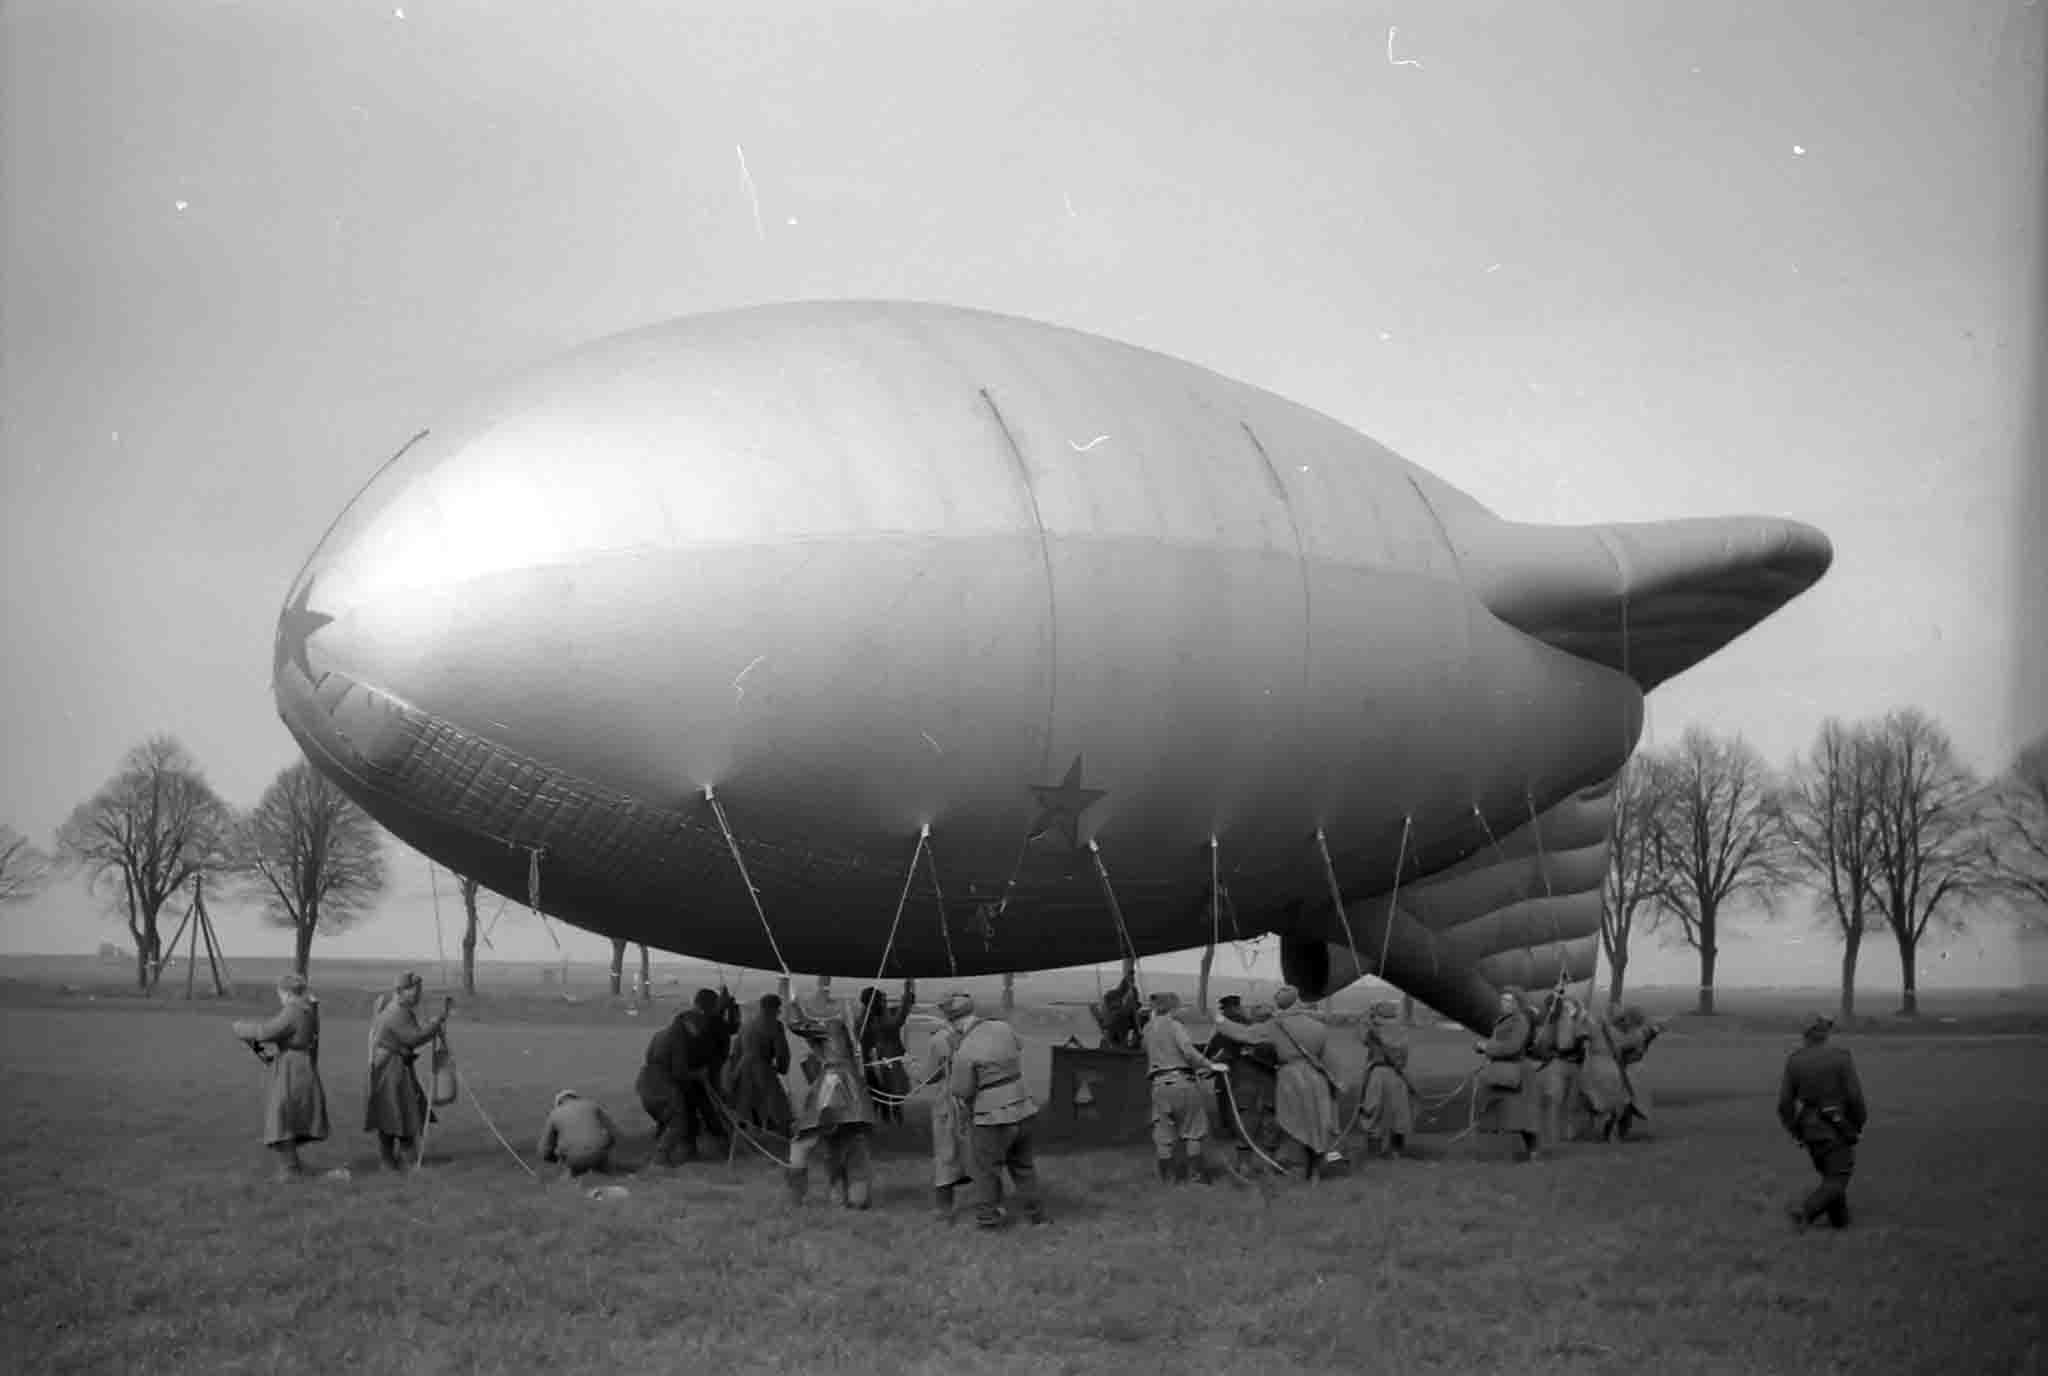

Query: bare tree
<box><xmin>242</xmin><ymin>760</ymin><xmax>390</xmax><ymax>975</ymax></box>
<box><xmin>0</xmin><ymin>824</ymin><xmax>52</xmax><ymax>906</ymax></box>
<box><xmin>1600</xmin><ymin>753</ymin><xmax>1673</xmax><ymax>1007</ymax></box>
<box><xmin>1644</xmin><ymin>727</ymin><xmax>1793</xmax><ymax>1015</ymax></box>
<box><xmin>609</xmin><ymin>936</ymin><xmax>628</xmax><ymax>996</ymax></box>
<box><xmin>1783</xmin><ymin>719</ymin><xmax>1886</xmax><ymax>1022</ymax></box>
<box><xmin>55</xmin><ymin>736</ymin><xmax>238</xmax><ymax>989</ymax></box>
<box><xmin>1985</xmin><ymin>736</ymin><xmax>2048</xmax><ymax>920</ymax></box>
<box><xmin>1864</xmin><ymin>709</ymin><xmax>1997</xmax><ymax>1016</ymax></box>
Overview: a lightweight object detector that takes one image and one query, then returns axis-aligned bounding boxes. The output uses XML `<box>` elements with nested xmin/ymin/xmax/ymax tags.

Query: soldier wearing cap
<box><xmin>1206</xmin><ymin>985</ymin><xmax>1343</xmax><ymax>1180</ymax></box>
<box><xmin>1141</xmin><ymin>990</ymin><xmax>1226</xmax><ymax>1184</ymax></box>
<box><xmin>537</xmin><ymin>1089</ymin><xmax>620</xmax><ymax>1180</ymax></box>
<box><xmin>784</xmin><ymin>996</ymin><xmax>882</xmax><ymax>1209</ymax></box>
<box><xmin>1361</xmin><ymin>1000</ymin><xmax>1414</xmax><ymax>1158</ymax></box>
<box><xmin>1777</xmin><ymin>1014</ymin><xmax>1867</xmax><ymax>1230</ymax></box>
<box><xmin>918</xmin><ymin>991</ymin><xmax>977</xmax><ymax>1220</ymax></box>
<box><xmin>945</xmin><ymin>991</ymin><xmax>1048</xmax><ymax>1228</ymax></box>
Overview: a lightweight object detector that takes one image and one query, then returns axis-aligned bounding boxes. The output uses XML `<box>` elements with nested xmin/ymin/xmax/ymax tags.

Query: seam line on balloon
<box><xmin>1242</xmin><ymin>421</ymin><xmax>1313</xmax><ymax>750</ymax></box>
<box><xmin>980</xmin><ymin>388</ymin><xmax>1058</xmax><ymax>778</ymax></box>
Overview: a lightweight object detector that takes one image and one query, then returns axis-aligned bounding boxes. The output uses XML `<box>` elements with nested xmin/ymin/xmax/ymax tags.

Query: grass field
<box><xmin>2</xmin><ymin>961</ymin><xmax>2042</xmax><ymax>1375</ymax></box>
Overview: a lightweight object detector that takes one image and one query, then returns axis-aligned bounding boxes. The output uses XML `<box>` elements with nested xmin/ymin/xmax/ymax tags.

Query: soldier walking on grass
<box><xmin>1777</xmin><ymin>1014</ymin><xmax>1868</xmax><ymax>1231</ymax></box>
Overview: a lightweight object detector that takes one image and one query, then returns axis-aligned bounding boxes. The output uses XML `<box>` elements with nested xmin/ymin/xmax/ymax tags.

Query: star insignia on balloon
<box><xmin>274</xmin><ymin>579</ymin><xmax>334</xmax><ymax>685</ymax></box>
<box><xmin>1026</xmin><ymin>754</ymin><xmax>1107</xmax><ymax>850</ymax></box>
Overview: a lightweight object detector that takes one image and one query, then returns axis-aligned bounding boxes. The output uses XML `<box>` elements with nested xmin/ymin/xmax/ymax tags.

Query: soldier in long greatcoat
<box><xmin>1580</xmin><ymin>1005</ymin><xmax>1660</xmax><ymax>1141</ymax></box>
<box><xmin>1531</xmin><ymin>994</ymin><xmax>1589</xmax><ymax>1145</ymax></box>
<box><xmin>918</xmin><ymin>993</ymin><xmax>976</xmax><ymax>1219</ymax></box>
<box><xmin>363</xmin><ymin>971</ymin><xmax>450</xmax><ymax>1171</ymax></box>
<box><xmin>1206</xmin><ymin>986</ymin><xmax>1343</xmax><ymax>1180</ymax></box>
<box><xmin>1360</xmin><ymin>1001</ymin><xmax>1415</xmax><ymax>1158</ymax></box>
<box><xmin>230</xmin><ymin>972</ymin><xmax>330</xmax><ymax>1180</ymax></box>
<box><xmin>784</xmin><ymin>998</ymin><xmax>882</xmax><ymax>1209</ymax></box>
<box><xmin>1472</xmin><ymin>988</ymin><xmax>1540</xmax><ymax>1162</ymax></box>
<box><xmin>732</xmin><ymin>994</ymin><xmax>794</xmax><ymax>1136</ymax></box>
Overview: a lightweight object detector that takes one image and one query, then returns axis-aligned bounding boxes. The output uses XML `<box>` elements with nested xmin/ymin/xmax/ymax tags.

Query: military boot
<box><xmin>934</xmin><ymin>1185</ymin><xmax>956</xmax><ymax>1221</ymax></box>
<box><xmin>1155</xmin><ymin>1156</ymin><xmax>1175</xmax><ymax>1184</ymax></box>
<box><xmin>783</xmin><ymin>1166</ymin><xmax>808</xmax><ymax>1204</ymax></box>
<box><xmin>1388</xmin><ymin>1133</ymin><xmax>1407</xmax><ymax>1159</ymax></box>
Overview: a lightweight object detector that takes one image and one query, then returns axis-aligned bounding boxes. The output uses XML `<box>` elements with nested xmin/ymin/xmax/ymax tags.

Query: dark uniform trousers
<box><xmin>1778</xmin><ymin>1040</ymin><xmax>1868</xmax><ymax>1229</ymax></box>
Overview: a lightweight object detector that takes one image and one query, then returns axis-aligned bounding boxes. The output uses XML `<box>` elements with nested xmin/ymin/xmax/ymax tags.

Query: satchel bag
<box><xmin>430</xmin><ymin>1033</ymin><xmax>460</xmax><ymax>1107</ymax></box>
<box><xmin>1477</xmin><ymin>1059</ymin><xmax>1524</xmax><ymax>1092</ymax></box>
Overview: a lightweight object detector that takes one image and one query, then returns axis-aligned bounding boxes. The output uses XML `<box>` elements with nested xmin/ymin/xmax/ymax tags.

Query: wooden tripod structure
<box><xmin>148</xmin><ymin>874</ymin><xmax>234</xmax><ymax>999</ymax></box>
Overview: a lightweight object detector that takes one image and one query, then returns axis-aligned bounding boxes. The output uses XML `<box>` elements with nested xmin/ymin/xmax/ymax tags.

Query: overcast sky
<box><xmin>3</xmin><ymin>0</ymin><xmax>2042</xmax><ymax>990</ymax></box>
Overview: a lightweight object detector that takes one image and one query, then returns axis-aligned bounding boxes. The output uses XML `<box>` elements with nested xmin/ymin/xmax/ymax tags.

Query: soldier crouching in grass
<box><xmin>229</xmin><ymin>972</ymin><xmax>330</xmax><ymax>1181</ymax></box>
<box><xmin>538</xmin><ymin>1090</ymin><xmax>621</xmax><ymax>1182</ymax></box>
<box><xmin>1778</xmin><ymin>1014</ymin><xmax>1868</xmax><ymax>1231</ymax></box>
<box><xmin>364</xmin><ymin>972</ymin><xmax>451</xmax><ymax>1171</ymax></box>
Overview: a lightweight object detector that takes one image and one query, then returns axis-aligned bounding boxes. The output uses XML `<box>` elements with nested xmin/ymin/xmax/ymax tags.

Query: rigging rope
<box><xmin>1313</xmin><ymin>829</ymin><xmax>1366</xmax><ymax>1012</ymax></box>
<box><xmin>703</xmin><ymin>786</ymin><xmax>793</xmax><ymax>979</ymax></box>
<box><xmin>1086</xmin><ymin>841</ymin><xmax>1146</xmax><ymax>1001</ymax></box>
<box><xmin>1526</xmin><ymin>789</ymin><xmax>1567</xmax><ymax>991</ymax></box>
<box><xmin>524</xmin><ymin>846</ymin><xmax>563</xmax><ymax>951</ymax></box>
<box><xmin>857</xmin><ymin>825</ymin><xmax>929</xmax><ymax>1043</ymax></box>
<box><xmin>427</xmin><ymin>862</ymin><xmax>449</xmax><ymax>988</ymax></box>
<box><xmin>1471</xmin><ymin>802</ymin><xmax>1539</xmax><ymax>981</ymax></box>
<box><xmin>928</xmin><ymin>838</ymin><xmax>959</xmax><ymax>980</ymax></box>
<box><xmin>1375</xmin><ymin>816</ymin><xmax>1412</xmax><ymax>984</ymax></box>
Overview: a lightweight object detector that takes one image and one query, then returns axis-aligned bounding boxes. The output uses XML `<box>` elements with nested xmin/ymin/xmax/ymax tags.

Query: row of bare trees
<box><xmin>14</xmin><ymin>736</ymin><xmax>391</xmax><ymax>989</ymax></box>
<box><xmin>9</xmin><ymin>718</ymin><xmax>2044</xmax><ymax>1013</ymax></box>
<box><xmin>1602</xmin><ymin>712</ymin><xmax>2047</xmax><ymax>1020</ymax></box>
<box><xmin>9</xmin><ymin>734</ymin><xmax>650</xmax><ymax>997</ymax></box>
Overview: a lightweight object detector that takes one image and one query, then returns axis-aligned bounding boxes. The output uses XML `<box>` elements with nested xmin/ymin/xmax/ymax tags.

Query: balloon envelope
<box><xmin>272</xmin><ymin>300</ymin><xmax>1831</xmax><ymax>1033</ymax></box>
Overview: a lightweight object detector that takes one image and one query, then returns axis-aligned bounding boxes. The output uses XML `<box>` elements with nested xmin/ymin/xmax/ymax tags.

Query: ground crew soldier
<box><xmin>1361</xmin><ymin>1001</ymin><xmax>1415</xmax><ymax>1158</ymax></box>
<box><xmin>1141</xmin><ymin>990</ymin><xmax>1226</xmax><ymax>1184</ymax></box>
<box><xmin>537</xmin><ymin>1090</ymin><xmax>620</xmax><ymax>1181</ymax></box>
<box><xmin>919</xmin><ymin>993</ymin><xmax>976</xmax><ymax>1221</ymax></box>
<box><xmin>1777</xmin><ymin>1014</ymin><xmax>1867</xmax><ymax>1230</ymax></box>
<box><xmin>945</xmin><ymin>992</ymin><xmax>1049</xmax><ymax>1229</ymax></box>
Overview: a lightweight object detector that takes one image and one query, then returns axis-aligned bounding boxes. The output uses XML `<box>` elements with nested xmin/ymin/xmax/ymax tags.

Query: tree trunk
<box><xmin>135</xmin><ymin>918</ymin><xmax>161</xmax><ymax>991</ymax></box>
<box><xmin>1838</xmin><ymin>923</ymin><xmax>1862</xmax><ymax>1023</ymax></box>
<box><xmin>1401</xmin><ymin>993</ymin><xmax>1414</xmax><ymax>1026</ymax></box>
<box><xmin>608</xmin><ymin>938</ymin><xmax>627</xmax><ymax>997</ymax></box>
<box><xmin>460</xmin><ymin>887</ymin><xmax>479</xmax><ymax>996</ymax></box>
<box><xmin>1697</xmin><ymin>940</ymin><xmax>1717</xmax><ymax>1016</ymax></box>
<box><xmin>1607</xmin><ymin>956</ymin><xmax>1629</xmax><ymax>1009</ymax></box>
<box><xmin>1120</xmin><ymin>953</ymin><xmax>1136</xmax><ymax>988</ymax></box>
<box><xmin>294</xmin><ymin>923</ymin><xmax>314</xmax><ymax>977</ymax></box>
<box><xmin>776</xmin><ymin>975</ymin><xmax>791</xmax><ymax>1002</ymax></box>
<box><xmin>1001</xmin><ymin>971</ymin><xmax>1015</xmax><ymax>1014</ymax></box>
<box><xmin>638</xmin><ymin>945</ymin><xmax>651</xmax><ymax>1002</ymax></box>
<box><xmin>1197</xmin><ymin>940</ymin><xmax>1215</xmax><ymax>1016</ymax></box>
<box><xmin>1897</xmin><ymin>930</ymin><xmax>1919</xmax><ymax>1016</ymax></box>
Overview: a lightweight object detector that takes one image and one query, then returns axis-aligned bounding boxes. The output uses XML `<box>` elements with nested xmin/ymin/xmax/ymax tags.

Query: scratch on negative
<box><xmin>1068</xmin><ymin>435</ymin><xmax>1111</xmax><ymax>452</ymax></box>
<box><xmin>921</xmin><ymin>731</ymin><xmax>944</xmax><ymax>755</ymax></box>
<box><xmin>733</xmin><ymin>655</ymin><xmax>767</xmax><ymax>702</ymax></box>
